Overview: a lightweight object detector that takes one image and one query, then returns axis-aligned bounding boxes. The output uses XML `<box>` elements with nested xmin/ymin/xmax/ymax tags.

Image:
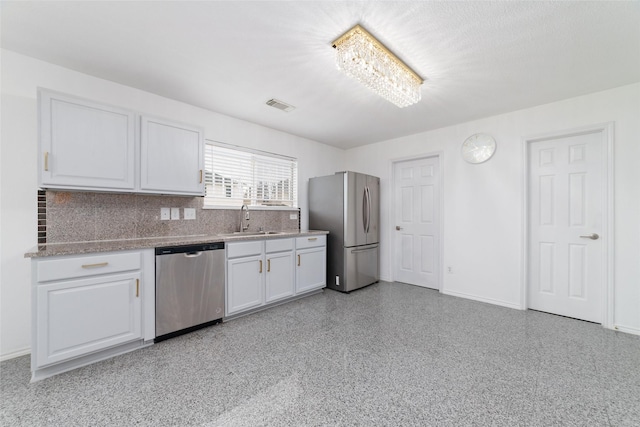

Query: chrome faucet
<box><xmin>239</xmin><ymin>204</ymin><xmax>250</xmax><ymax>232</ymax></box>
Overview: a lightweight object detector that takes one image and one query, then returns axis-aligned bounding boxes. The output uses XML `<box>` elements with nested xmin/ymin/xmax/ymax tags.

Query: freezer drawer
<box><xmin>326</xmin><ymin>244</ymin><xmax>379</xmax><ymax>293</ymax></box>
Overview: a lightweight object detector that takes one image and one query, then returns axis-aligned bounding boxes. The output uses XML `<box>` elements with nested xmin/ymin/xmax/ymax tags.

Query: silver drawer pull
<box><xmin>308</xmin><ymin>237</ymin><xmax>318</xmax><ymax>241</ymax></box>
<box><xmin>81</xmin><ymin>262</ymin><xmax>109</xmax><ymax>269</ymax></box>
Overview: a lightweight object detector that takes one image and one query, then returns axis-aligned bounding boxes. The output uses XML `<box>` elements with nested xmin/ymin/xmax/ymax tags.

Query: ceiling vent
<box><xmin>266</xmin><ymin>98</ymin><xmax>296</xmax><ymax>112</ymax></box>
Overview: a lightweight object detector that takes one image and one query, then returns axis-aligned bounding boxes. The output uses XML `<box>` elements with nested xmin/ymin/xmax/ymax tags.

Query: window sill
<box><xmin>202</xmin><ymin>205</ymin><xmax>299</xmax><ymax>211</ymax></box>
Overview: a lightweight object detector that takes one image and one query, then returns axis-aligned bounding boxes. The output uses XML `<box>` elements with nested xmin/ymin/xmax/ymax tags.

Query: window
<box><xmin>204</xmin><ymin>141</ymin><xmax>298</xmax><ymax>208</ymax></box>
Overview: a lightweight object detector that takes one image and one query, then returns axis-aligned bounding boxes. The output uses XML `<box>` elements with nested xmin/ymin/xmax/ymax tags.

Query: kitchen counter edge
<box><xmin>25</xmin><ymin>230</ymin><xmax>329</xmax><ymax>258</ymax></box>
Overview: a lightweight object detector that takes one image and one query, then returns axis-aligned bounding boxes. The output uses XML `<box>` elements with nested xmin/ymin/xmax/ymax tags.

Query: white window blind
<box><xmin>204</xmin><ymin>141</ymin><xmax>298</xmax><ymax>208</ymax></box>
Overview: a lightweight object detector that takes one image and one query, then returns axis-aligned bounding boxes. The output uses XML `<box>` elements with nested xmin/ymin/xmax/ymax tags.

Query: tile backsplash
<box><xmin>43</xmin><ymin>191</ymin><xmax>300</xmax><ymax>244</ymax></box>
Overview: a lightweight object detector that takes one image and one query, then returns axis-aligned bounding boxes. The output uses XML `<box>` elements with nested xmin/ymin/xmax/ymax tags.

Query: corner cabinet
<box><xmin>139</xmin><ymin>116</ymin><xmax>204</xmax><ymax>195</ymax></box>
<box><xmin>38</xmin><ymin>89</ymin><xmax>204</xmax><ymax>196</ymax></box>
<box><xmin>31</xmin><ymin>249</ymin><xmax>155</xmax><ymax>382</ymax></box>
<box><xmin>226</xmin><ymin>236</ymin><xmax>325</xmax><ymax>318</ymax></box>
<box><xmin>39</xmin><ymin>90</ymin><xmax>136</xmax><ymax>191</ymax></box>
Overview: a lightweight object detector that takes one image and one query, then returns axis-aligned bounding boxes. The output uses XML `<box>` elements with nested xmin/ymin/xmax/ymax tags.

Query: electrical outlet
<box><xmin>171</xmin><ymin>207</ymin><xmax>180</xmax><ymax>220</ymax></box>
<box><xmin>184</xmin><ymin>208</ymin><xmax>196</xmax><ymax>220</ymax></box>
<box><xmin>290</xmin><ymin>213</ymin><xmax>298</xmax><ymax>220</ymax></box>
<box><xmin>160</xmin><ymin>208</ymin><xmax>170</xmax><ymax>220</ymax></box>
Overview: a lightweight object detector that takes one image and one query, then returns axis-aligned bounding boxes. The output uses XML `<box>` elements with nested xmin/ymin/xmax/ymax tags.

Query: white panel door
<box><xmin>265</xmin><ymin>251</ymin><xmax>295</xmax><ymax>303</ymax></box>
<box><xmin>226</xmin><ymin>256</ymin><xmax>264</xmax><ymax>315</ymax></box>
<box><xmin>393</xmin><ymin>157</ymin><xmax>440</xmax><ymax>289</ymax></box>
<box><xmin>39</xmin><ymin>90</ymin><xmax>136</xmax><ymax>191</ymax></box>
<box><xmin>36</xmin><ymin>273</ymin><xmax>141</xmax><ymax>367</ymax></box>
<box><xmin>295</xmin><ymin>247</ymin><xmax>326</xmax><ymax>293</ymax></box>
<box><xmin>528</xmin><ymin>132</ymin><xmax>603</xmax><ymax>322</ymax></box>
<box><xmin>140</xmin><ymin>116</ymin><xmax>204</xmax><ymax>195</ymax></box>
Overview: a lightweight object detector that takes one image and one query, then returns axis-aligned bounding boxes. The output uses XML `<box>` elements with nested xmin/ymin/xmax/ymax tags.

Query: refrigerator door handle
<box><xmin>362</xmin><ymin>186</ymin><xmax>368</xmax><ymax>234</ymax></box>
<box><xmin>365</xmin><ymin>186</ymin><xmax>371</xmax><ymax>233</ymax></box>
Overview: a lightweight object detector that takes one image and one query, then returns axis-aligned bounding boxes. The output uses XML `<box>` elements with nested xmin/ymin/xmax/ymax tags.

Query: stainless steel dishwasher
<box><xmin>155</xmin><ymin>242</ymin><xmax>225</xmax><ymax>342</ymax></box>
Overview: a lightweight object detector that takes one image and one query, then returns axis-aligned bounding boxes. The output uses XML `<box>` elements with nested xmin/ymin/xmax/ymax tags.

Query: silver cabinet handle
<box><xmin>580</xmin><ymin>233</ymin><xmax>599</xmax><ymax>240</ymax></box>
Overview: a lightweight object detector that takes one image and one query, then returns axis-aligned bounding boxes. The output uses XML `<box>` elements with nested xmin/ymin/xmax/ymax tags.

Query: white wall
<box><xmin>0</xmin><ymin>50</ymin><xmax>344</xmax><ymax>359</ymax></box>
<box><xmin>344</xmin><ymin>83</ymin><xmax>640</xmax><ymax>334</ymax></box>
<box><xmin>2</xmin><ymin>49</ymin><xmax>638</xmax><ymax>360</ymax></box>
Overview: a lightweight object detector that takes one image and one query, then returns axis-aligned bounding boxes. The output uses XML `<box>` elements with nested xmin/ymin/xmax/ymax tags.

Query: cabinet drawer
<box><xmin>266</xmin><ymin>238</ymin><xmax>294</xmax><ymax>253</ymax></box>
<box><xmin>227</xmin><ymin>241</ymin><xmax>263</xmax><ymax>258</ymax></box>
<box><xmin>37</xmin><ymin>252</ymin><xmax>141</xmax><ymax>282</ymax></box>
<box><xmin>296</xmin><ymin>235</ymin><xmax>326</xmax><ymax>249</ymax></box>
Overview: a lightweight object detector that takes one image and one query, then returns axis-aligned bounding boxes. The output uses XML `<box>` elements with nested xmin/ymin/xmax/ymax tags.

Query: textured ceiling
<box><xmin>2</xmin><ymin>1</ymin><xmax>639</xmax><ymax>149</ymax></box>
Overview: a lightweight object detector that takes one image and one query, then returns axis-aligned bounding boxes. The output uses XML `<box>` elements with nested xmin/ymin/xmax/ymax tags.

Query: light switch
<box><xmin>184</xmin><ymin>208</ymin><xmax>196</xmax><ymax>220</ymax></box>
<box><xmin>171</xmin><ymin>207</ymin><xmax>180</xmax><ymax>220</ymax></box>
<box><xmin>160</xmin><ymin>208</ymin><xmax>170</xmax><ymax>220</ymax></box>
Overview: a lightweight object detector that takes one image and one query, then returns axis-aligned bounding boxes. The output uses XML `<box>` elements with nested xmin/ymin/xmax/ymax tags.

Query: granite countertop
<box><xmin>25</xmin><ymin>230</ymin><xmax>329</xmax><ymax>258</ymax></box>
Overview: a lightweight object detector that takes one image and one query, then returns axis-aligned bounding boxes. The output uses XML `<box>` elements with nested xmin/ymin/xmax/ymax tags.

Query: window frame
<box><xmin>203</xmin><ymin>140</ymin><xmax>298</xmax><ymax>210</ymax></box>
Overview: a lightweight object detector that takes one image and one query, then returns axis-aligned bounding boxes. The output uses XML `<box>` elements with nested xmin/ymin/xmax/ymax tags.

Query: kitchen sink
<box><xmin>218</xmin><ymin>231</ymin><xmax>287</xmax><ymax>237</ymax></box>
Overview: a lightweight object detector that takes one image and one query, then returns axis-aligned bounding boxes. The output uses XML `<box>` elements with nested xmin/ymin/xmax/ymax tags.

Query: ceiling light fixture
<box><xmin>332</xmin><ymin>24</ymin><xmax>423</xmax><ymax>108</ymax></box>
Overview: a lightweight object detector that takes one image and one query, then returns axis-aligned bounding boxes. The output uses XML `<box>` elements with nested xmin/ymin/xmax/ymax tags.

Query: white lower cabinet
<box><xmin>296</xmin><ymin>247</ymin><xmax>327</xmax><ymax>293</ymax></box>
<box><xmin>265</xmin><ymin>245</ymin><xmax>295</xmax><ymax>304</ymax></box>
<box><xmin>227</xmin><ymin>255</ymin><xmax>263</xmax><ymax>314</ymax></box>
<box><xmin>31</xmin><ymin>249</ymin><xmax>154</xmax><ymax>381</ymax></box>
<box><xmin>226</xmin><ymin>235</ymin><xmax>325</xmax><ymax>317</ymax></box>
<box><xmin>296</xmin><ymin>236</ymin><xmax>327</xmax><ymax>293</ymax></box>
<box><xmin>35</xmin><ymin>273</ymin><xmax>141</xmax><ymax>367</ymax></box>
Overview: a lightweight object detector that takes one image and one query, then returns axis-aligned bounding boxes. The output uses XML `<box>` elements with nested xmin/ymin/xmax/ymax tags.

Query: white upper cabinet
<box><xmin>39</xmin><ymin>90</ymin><xmax>136</xmax><ymax>191</ymax></box>
<box><xmin>140</xmin><ymin>116</ymin><xmax>204</xmax><ymax>195</ymax></box>
<box><xmin>38</xmin><ymin>90</ymin><xmax>204</xmax><ymax>196</ymax></box>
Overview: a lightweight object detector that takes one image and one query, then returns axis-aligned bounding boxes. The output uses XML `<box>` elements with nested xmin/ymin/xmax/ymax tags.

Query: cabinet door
<box><xmin>39</xmin><ymin>90</ymin><xmax>136</xmax><ymax>191</ymax></box>
<box><xmin>296</xmin><ymin>247</ymin><xmax>326</xmax><ymax>294</ymax></box>
<box><xmin>265</xmin><ymin>251</ymin><xmax>295</xmax><ymax>303</ymax></box>
<box><xmin>35</xmin><ymin>273</ymin><xmax>141</xmax><ymax>367</ymax></box>
<box><xmin>140</xmin><ymin>116</ymin><xmax>204</xmax><ymax>195</ymax></box>
<box><xmin>227</xmin><ymin>255</ymin><xmax>263</xmax><ymax>315</ymax></box>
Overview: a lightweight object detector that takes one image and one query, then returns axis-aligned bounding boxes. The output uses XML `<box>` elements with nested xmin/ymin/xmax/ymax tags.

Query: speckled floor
<box><xmin>1</xmin><ymin>281</ymin><xmax>639</xmax><ymax>426</ymax></box>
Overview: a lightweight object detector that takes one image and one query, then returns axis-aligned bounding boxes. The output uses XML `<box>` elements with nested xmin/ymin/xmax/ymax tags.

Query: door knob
<box><xmin>396</xmin><ymin>226</ymin><xmax>403</xmax><ymax>231</ymax></box>
<box><xmin>579</xmin><ymin>233</ymin><xmax>599</xmax><ymax>240</ymax></box>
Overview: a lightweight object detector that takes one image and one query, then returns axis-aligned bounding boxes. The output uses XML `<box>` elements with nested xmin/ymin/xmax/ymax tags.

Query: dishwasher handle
<box><xmin>184</xmin><ymin>251</ymin><xmax>202</xmax><ymax>258</ymax></box>
<box><xmin>155</xmin><ymin>242</ymin><xmax>225</xmax><ymax>255</ymax></box>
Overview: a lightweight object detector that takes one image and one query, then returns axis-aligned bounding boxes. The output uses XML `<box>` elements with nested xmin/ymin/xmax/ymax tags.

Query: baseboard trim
<box><xmin>441</xmin><ymin>289</ymin><xmax>522</xmax><ymax>310</ymax></box>
<box><xmin>0</xmin><ymin>348</ymin><xmax>31</xmax><ymax>362</ymax></box>
<box><xmin>613</xmin><ymin>324</ymin><xmax>640</xmax><ymax>336</ymax></box>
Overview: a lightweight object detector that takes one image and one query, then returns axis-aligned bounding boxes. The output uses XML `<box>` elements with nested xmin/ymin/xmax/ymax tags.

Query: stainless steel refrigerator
<box><xmin>309</xmin><ymin>171</ymin><xmax>379</xmax><ymax>292</ymax></box>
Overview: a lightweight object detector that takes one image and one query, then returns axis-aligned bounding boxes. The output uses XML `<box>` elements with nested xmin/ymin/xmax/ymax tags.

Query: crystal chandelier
<box><xmin>332</xmin><ymin>24</ymin><xmax>423</xmax><ymax>108</ymax></box>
